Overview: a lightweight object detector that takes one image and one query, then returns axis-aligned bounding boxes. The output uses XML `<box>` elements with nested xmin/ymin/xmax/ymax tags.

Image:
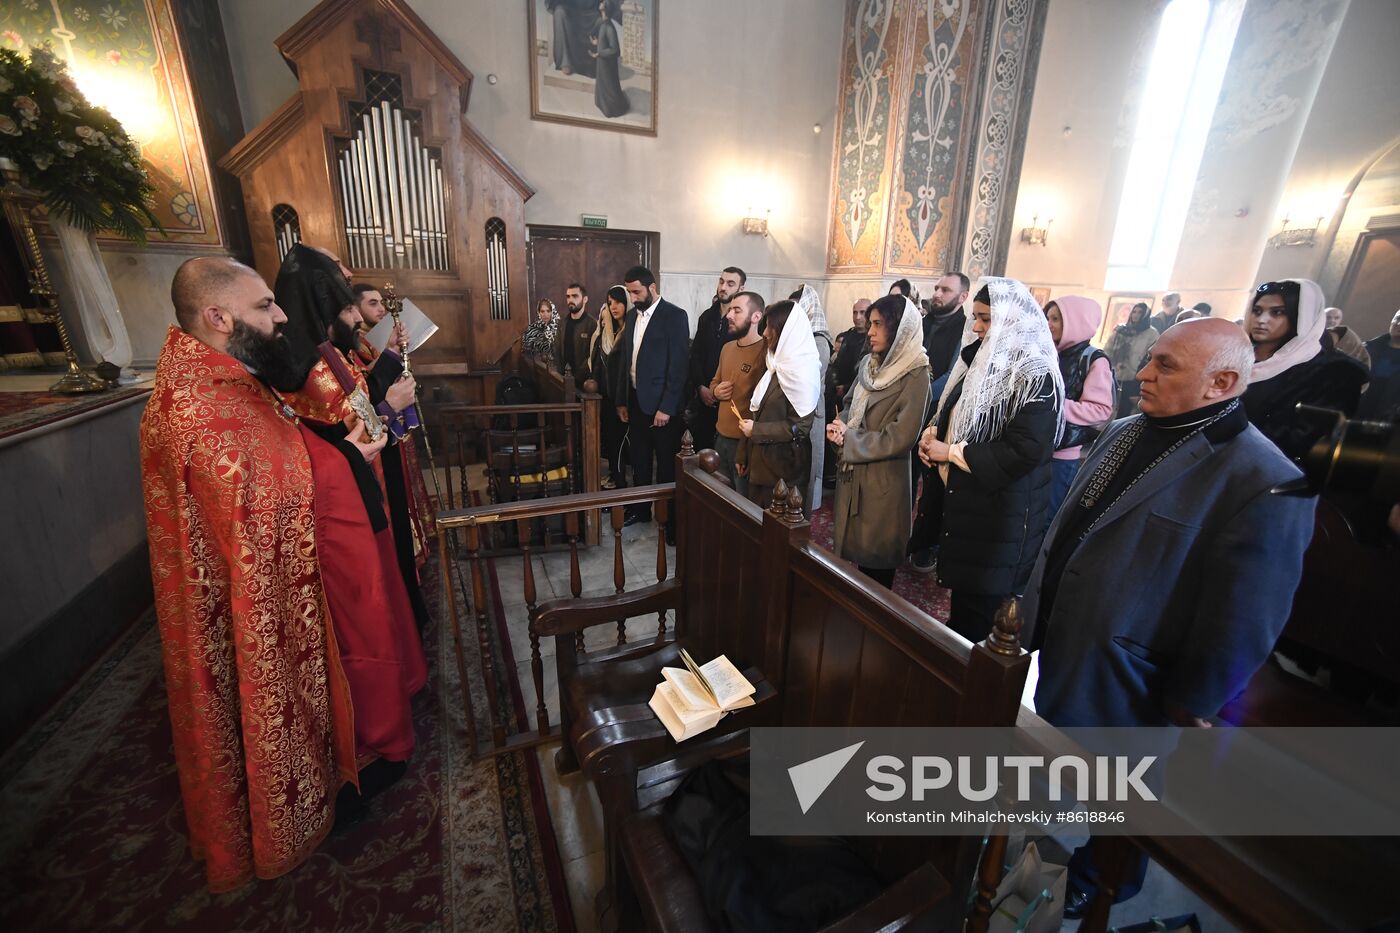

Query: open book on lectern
<box><xmin>648</xmin><ymin>649</ymin><xmax>757</xmax><ymax>742</ymax></box>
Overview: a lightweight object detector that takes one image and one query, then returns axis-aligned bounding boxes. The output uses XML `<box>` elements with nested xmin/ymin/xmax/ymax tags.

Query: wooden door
<box><xmin>526</xmin><ymin>225</ymin><xmax>660</xmax><ymax>322</ymax></box>
<box><xmin>1337</xmin><ymin>221</ymin><xmax>1400</xmax><ymax>339</ymax></box>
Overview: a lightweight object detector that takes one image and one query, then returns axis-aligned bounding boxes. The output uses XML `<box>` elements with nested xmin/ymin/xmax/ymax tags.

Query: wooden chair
<box><xmin>532</xmin><ymin>448</ymin><xmax>1030</xmax><ymax>932</ymax></box>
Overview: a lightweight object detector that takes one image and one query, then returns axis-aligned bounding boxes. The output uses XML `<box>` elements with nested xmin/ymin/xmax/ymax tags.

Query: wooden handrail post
<box><xmin>580</xmin><ymin>385</ymin><xmax>601</xmax><ymax>546</ymax></box>
<box><xmin>466</xmin><ymin>524</ymin><xmax>506</xmax><ymax>753</ymax></box>
<box><xmin>438</xmin><ymin>525</ymin><xmax>478</xmax><ymax>755</ymax></box>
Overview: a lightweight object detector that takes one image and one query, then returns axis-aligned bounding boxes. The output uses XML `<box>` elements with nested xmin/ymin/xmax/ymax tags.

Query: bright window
<box><xmin>1105</xmin><ymin>0</ymin><xmax>1246</xmax><ymax>292</ymax></box>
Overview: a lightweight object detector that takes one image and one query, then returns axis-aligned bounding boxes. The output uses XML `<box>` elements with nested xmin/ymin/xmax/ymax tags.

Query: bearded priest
<box><xmin>271</xmin><ymin>245</ymin><xmax>428</xmax><ymax>777</ymax></box>
<box><xmin>140</xmin><ymin>257</ymin><xmax>361</xmax><ymax>891</ymax></box>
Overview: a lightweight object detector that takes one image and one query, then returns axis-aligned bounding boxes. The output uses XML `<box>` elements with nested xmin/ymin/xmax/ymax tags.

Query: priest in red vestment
<box><xmin>271</xmin><ymin>244</ymin><xmax>427</xmax><ymax>769</ymax></box>
<box><xmin>140</xmin><ymin>257</ymin><xmax>359</xmax><ymax>891</ymax></box>
<box><xmin>350</xmin><ymin>282</ymin><xmax>433</xmax><ymax>630</ymax></box>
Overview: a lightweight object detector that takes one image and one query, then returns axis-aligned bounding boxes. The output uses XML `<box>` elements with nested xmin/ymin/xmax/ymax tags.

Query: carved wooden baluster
<box><xmin>518</xmin><ymin>516</ymin><xmax>549</xmax><ymax>735</ymax></box>
<box><xmin>565</xmin><ymin>511</ymin><xmax>586</xmax><ymax>653</ymax></box>
<box><xmin>966</xmin><ymin>832</ymin><xmax>1009</xmax><ymax>933</ymax></box>
<box><xmin>444</xmin><ymin>420</ymin><xmax>456</xmax><ymax>511</ymax></box>
<box><xmin>509</xmin><ymin>413</ymin><xmax>521</xmax><ymax>533</ymax></box>
<box><xmin>612</xmin><ymin>501</ymin><xmax>628</xmax><ymax>645</ymax></box>
<box><xmin>438</xmin><ymin>526</ymin><xmax>477</xmax><ymax>755</ymax></box>
<box><xmin>564</xmin><ymin>409</ymin><xmax>577</xmax><ymax>496</ymax></box>
<box><xmin>655</xmin><ymin>497</ymin><xmax>669</xmax><ymax>639</ymax></box>
<box><xmin>466</xmin><ymin>524</ymin><xmax>505</xmax><ymax>751</ymax></box>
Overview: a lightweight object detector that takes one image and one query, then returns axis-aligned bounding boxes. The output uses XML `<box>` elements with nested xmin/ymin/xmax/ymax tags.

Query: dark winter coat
<box><xmin>912</xmin><ymin>358</ymin><xmax>1059</xmax><ymax>596</ymax></box>
<box><xmin>1242</xmin><ymin>349</ymin><xmax>1368</xmax><ymax>461</ymax></box>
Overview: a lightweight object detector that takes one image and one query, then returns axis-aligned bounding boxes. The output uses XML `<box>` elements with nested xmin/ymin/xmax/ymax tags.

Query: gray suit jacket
<box><xmin>1024</xmin><ymin>416</ymin><xmax>1315</xmax><ymax>728</ymax></box>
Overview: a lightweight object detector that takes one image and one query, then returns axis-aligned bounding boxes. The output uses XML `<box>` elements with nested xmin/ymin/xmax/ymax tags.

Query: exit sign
<box><xmin>581</xmin><ymin>214</ymin><xmax>608</xmax><ymax>229</ymax></box>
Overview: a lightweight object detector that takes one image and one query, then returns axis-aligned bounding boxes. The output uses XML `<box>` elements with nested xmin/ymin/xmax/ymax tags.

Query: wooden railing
<box><xmin>436</xmin><ymin>483</ymin><xmax>675</xmax><ymax>760</ymax></box>
<box><xmin>435</xmin><ymin>395</ymin><xmax>602</xmax><ymax>547</ymax></box>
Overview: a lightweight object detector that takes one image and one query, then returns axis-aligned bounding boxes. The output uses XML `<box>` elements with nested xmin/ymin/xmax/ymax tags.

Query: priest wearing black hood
<box><xmin>271</xmin><ymin>244</ymin><xmax>428</xmax><ymax>783</ymax></box>
<box><xmin>1242</xmin><ymin>278</ymin><xmax>1368</xmax><ymax>462</ymax></box>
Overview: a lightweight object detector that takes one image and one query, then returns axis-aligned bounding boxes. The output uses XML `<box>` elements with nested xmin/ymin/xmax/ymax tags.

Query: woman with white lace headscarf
<box><xmin>910</xmin><ymin>277</ymin><xmax>1064</xmax><ymax>641</ymax></box>
<box><xmin>1241</xmin><ymin>278</ymin><xmax>1367</xmax><ymax>461</ymax></box>
<box><xmin>828</xmin><ymin>293</ymin><xmax>930</xmax><ymax>587</ymax></box>
<box><xmin>737</xmin><ymin>296</ymin><xmax>822</xmax><ymax>513</ymax></box>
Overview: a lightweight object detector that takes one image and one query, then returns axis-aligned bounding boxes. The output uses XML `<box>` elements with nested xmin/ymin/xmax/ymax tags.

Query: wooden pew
<box><xmin>532</xmin><ymin>449</ymin><xmax>1031</xmax><ymax>931</ymax></box>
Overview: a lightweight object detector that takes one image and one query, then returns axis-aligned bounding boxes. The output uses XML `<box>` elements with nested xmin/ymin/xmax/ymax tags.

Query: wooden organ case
<box><xmin>220</xmin><ymin>0</ymin><xmax>533</xmax><ymax>404</ymax></box>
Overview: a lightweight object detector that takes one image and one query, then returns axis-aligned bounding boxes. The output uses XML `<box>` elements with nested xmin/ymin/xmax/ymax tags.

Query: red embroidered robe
<box><xmin>139</xmin><ymin>326</ymin><xmax>357</xmax><ymax>892</ymax></box>
<box><xmin>281</xmin><ymin>356</ymin><xmax>427</xmax><ymax>765</ymax></box>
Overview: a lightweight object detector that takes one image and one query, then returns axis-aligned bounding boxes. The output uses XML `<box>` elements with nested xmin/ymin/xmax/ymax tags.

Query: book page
<box><xmin>697</xmin><ymin>655</ymin><xmax>756</xmax><ymax>710</ymax></box>
<box><xmin>365</xmin><ymin>298</ymin><xmax>440</xmax><ymax>353</ymax></box>
<box><xmin>661</xmin><ymin>668</ymin><xmax>716</xmax><ymax>712</ymax></box>
<box><xmin>649</xmin><ymin>686</ymin><xmax>686</xmax><ymax>743</ymax></box>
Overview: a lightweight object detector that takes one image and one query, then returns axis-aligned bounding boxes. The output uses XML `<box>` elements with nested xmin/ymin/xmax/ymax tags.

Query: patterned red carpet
<box><xmin>0</xmin><ymin>559</ymin><xmax>574</xmax><ymax>932</ymax></box>
<box><xmin>808</xmin><ymin>499</ymin><xmax>952</xmax><ymax>622</ymax></box>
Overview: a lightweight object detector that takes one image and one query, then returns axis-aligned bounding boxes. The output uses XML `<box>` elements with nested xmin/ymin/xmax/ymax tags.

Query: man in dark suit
<box><xmin>618</xmin><ymin>265</ymin><xmax>690</xmax><ymax>543</ymax></box>
<box><xmin>1023</xmin><ymin>318</ymin><xmax>1315</xmax><ymax>916</ymax></box>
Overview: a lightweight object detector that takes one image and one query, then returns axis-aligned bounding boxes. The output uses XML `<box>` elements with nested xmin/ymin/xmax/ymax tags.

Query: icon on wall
<box><xmin>528</xmin><ymin>0</ymin><xmax>658</xmax><ymax>136</ymax></box>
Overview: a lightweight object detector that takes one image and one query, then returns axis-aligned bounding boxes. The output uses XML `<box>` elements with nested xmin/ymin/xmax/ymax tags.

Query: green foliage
<box><xmin>0</xmin><ymin>45</ymin><xmax>159</xmax><ymax>243</ymax></box>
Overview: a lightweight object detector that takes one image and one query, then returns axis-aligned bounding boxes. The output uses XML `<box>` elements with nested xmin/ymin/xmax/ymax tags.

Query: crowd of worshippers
<box><xmin>140</xmin><ymin>246</ymin><xmax>433</xmax><ymax>892</ymax></box>
<box><xmin>525</xmin><ymin>266</ymin><xmax>1394</xmax><ymax>915</ymax></box>
<box><xmin>524</xmin><ymin>267</ymin><xmax>1395</xmax><ymax>626</ymax></box>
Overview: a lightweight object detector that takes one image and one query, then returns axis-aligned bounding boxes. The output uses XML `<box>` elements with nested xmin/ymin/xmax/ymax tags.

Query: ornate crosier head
<box><xmin>381</xmin><ymin>281</ymin><xmax>403</xmax><ymax>317</ymax></box>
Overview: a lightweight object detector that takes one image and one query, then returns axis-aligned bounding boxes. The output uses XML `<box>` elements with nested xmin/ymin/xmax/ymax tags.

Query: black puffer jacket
<box><xmin>911</xmin><ymin>353</ymin><xmax>1058</xmax><ymax>595</ymax></box>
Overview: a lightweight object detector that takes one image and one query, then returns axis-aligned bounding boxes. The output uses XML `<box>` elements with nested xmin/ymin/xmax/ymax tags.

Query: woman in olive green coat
<box><xmin>828</xmin><ymin>294</ymin><xmax>930</xmax><ymax>587</ymax></box>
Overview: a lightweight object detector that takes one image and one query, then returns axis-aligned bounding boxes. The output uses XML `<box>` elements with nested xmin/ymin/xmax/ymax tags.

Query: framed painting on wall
<box><xmin>1099</xmin><ymin>294</ymin><xmax>1155</xmax><ymax>344</ymax></box>
<box><xmin>528</xmin><ymin>0</ymin><xmax>658</xmax><ymax>136</ymax></box>
<box><xmin>1029</xmin><ymin>286</ymin><xmax>1051</xmax><ymax>308</ymax></box>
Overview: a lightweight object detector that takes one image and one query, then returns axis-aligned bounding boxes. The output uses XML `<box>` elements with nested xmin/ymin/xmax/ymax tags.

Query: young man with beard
<box><xmin>686</xmin><ymin>266</ymin><xmax>745</xmax><ymax>451</ymax></box>
<box><xmin>618</xmin><ymin>265</ymin><xmax>689</xmax><ymax>543</ymax></box>
<box><xmin>922</xmin><ymin>272</ymin><xmax>970</xmax><ymax>399</ymax></box>
<box><xmin>709</xmin><ymin>291</ymin><xmax>768</xmax><ymax>492</ymax></box>
<box><xmin>349</xmin><ymin>283</ymin><xmax>432</xmax><ymax>632</ymax></box>
<box><xmin>553</xmin><ymin>282</ymin><xmax>597</xmax><ymax>379</ymax></box>
<box><xmin>141</xmin><ymin>257</ymin><xmax>377</xmax><ymax>890</ymax></box>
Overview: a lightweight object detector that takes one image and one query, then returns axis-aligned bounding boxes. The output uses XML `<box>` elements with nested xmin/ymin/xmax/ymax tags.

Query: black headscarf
<box><xmin>272</xmin><ymin>244</ymin><xmax>354</xmax><ymax>391</ymax></box>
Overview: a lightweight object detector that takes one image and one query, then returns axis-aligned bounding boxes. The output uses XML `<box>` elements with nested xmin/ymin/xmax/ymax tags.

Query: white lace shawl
<box><xmin>934</xmin><ymin>276</ymin><xmax>1065</xmax><ymax>446</ymax></box>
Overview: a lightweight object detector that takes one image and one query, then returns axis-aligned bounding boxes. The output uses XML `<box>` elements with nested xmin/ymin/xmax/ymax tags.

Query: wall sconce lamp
<box><xmin>742</xmin><ymin>207</ymin><xmax>770</xmax><ymax>238</ymax></box>
<box><xmin>1267</xmin><ymin>214</ymin><xmax>1323</xmax><ymax>249</ymax></box>
<box><xmin>1020</xmin><ymin>213</ymin><xmax>1052</xmax><ymax>247</ymax></box>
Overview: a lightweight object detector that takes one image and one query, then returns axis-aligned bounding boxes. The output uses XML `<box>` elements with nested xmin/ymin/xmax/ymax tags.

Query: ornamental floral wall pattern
<box><xmin>0</xmin><ymin>0</ymin><xmax>222</xmax><ymax>246</ymax></box>
<box><xmin>826</xmin><ymin>0</ymin><xmax>1046</xmax><ymax>281</ymax></box>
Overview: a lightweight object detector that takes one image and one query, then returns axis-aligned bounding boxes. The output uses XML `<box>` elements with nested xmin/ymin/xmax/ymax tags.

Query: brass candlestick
<box><xmin>0</xmin><ymin>169</ymin><xmax>108</xmax><ymax>394</ymax></box>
